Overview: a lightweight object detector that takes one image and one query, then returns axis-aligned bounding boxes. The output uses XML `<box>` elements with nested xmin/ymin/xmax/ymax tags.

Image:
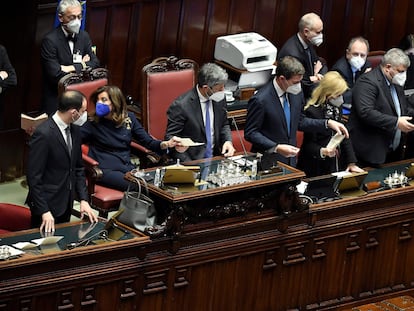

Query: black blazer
<box><xmin>297</xmin><ymin>103</ymin><xmax>358</xmax><ymax>177</ymax></box>
<box><xmin>40</xmin><ymin>27</ymin><xmax>100</xmax><ymax>115</ymax></box>
<box><xmin>165</xmin><ymin>87</ymin><xmax>232</xmax><ymax>162</ymax></box>
<box><xmin>278</xmin><ymin>34</ymin><xmax>328</xmax><ymax>99</ymax></box>
<box><xmin>331</xmin><ymin>56</ymin><xmax>372</xmax><ymax>107</ymax></box>
<box><xmin>26</xmin><ymin>118</ymin><xmax>89</xmax><ymax>219</ymax></box>
<box><xmin>244</xmin><ymin>80</ymin><xmax>327</xmax><ymax>166</ymax></box>
<box><xmin>348</xmin><ymin>66</ymin><xmax>414</xmax><ymax>165</ymax></box>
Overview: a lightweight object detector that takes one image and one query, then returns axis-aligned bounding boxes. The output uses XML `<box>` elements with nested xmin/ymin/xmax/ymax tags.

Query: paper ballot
<box><xmin>326</xmin><ymin>133</ymin><xmax>345</xmax><ymax>149</ymax></box>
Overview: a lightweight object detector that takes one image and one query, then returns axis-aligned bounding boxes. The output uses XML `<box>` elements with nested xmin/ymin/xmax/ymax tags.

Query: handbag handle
<box><xmin>126</xmin><ymin>175</ymin><xmax>149</xmax><ymax>197</ymax></box>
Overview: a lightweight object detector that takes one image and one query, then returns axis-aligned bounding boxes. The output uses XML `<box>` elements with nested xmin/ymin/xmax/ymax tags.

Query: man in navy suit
<box><xmin>40</xmin><ymin>0</ymin><xmax>100</xmax><ymax>115</ymax></box>
<box><xmin>278</xmin><ymin>12</ymin><xmax>327</xmax><ymax>100</ymax></box>
<box><xmin>26</xmin><ymin>90</ymin><xmax>98</xmax><ymax>232</ymax></box>
<box><xmin>348</xmin><ymin>48</ymin><xmax>414</xmax><ymax>167</ymax></box>
<box><xmin>165</xmin><ymin>63</ymin><xmax>235</xmax><ymax>162</ymax></box>
<box><xmin>332</xmin><ymin>36</ymin><xmax>372</xmax><ymax>109</ymax></box>
<box><xmin>244</xmin><ymin>56</ymin><xmax>348</xmax><ymax>167</ymax></box>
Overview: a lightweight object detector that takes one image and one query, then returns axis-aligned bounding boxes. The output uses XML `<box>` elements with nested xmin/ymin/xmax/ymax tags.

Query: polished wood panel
<box><xmin>1</xmin><ymin>0</ymin><xmax>413</xmax><ymax>180</ymax></box>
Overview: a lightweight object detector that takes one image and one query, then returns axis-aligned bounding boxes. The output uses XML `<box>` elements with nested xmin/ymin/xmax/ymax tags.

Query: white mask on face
<box><xmin>209</xmin><ymin>90</ymin><xmax>225</xmax><ymax>102</ymax></box>
<box><xmin>349</xmin><ymin>56</ymin><xmax>366</xmax><ymax>70</ymax></box>
<box><xmin>286</xmin><ymin>82</ymin><xmax>302</xmax><ymax>95</ymax></box>
<box><xmin>73</xmin><ymin>111</ymin><xmax>87</xmax><ymax>126</ymax></box>
<box><xmin>392</xmin><ymin>71</ymin><xmax>407</xmax><ymax>87</ymax></box>
<box><xmin>65</xmin><ymin>18</ymin><xmax>81</xmax><ymax>34</ymax></box>
<box><xmin>329</xmin><ymin>95</ymin><xmax>344</xmax><ymax>107</ymax></box>
<box><xmin>310</xmin><ymin>33</ymin><xmax>323</xmax><ymax>46</ymax></box>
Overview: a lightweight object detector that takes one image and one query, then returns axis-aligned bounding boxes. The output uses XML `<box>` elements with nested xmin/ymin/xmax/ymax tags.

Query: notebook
<box><xmin>162</xmin><ymin>165</ymin><xmax>200</xmax><ymax>184</ymax></box>
<box><xmin>336</xmin><ymin>171</ymin><xmax>368</xmax><ymax>197</ymax></box>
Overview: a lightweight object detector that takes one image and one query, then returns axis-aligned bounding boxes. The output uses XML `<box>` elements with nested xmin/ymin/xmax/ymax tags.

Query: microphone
<box><xmin>230</xmin><ymin>116</ymin><xmax>249</xmax><ymax>170</ymax></box>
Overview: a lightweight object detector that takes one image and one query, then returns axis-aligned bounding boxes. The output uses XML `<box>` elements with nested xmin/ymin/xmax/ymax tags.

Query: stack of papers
<box><xmin>13</xmin><ymin>236</ymin><xmax>63</xmax><ymax>250</ymax></box>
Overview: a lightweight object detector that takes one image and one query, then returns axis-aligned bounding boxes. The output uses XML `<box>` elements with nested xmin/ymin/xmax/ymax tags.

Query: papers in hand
<box><xmin>179</xmin><ymin>138</ymin><xmax>204</xmax><ymax>147</ymax></box>
<box><xmin>13</xmin><ymin>236</ymin><xmax>64</xmax><ymax>249</ymax></box>
<box><xmin>21</xmin><ymin>113</ymin><xmax>48</xmax><ymax>131</ymax></box>
<box><xmin>326</xmin><ymin>133</ymin><xmax>345</xmax><ymax>149</ymax></box>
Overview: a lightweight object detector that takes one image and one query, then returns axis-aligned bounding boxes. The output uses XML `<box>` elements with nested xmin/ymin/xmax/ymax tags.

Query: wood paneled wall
<box><xmin>0</xmin><ymin>0</ymin><xmax>412</xmax><ymax>181</ymax></box>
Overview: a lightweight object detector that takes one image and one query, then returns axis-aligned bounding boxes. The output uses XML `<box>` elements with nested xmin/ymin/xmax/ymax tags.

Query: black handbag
<box><xmin>117</xmin><ymin>176</ymin><xmax>156</xmax><ymax>232</ymax></box>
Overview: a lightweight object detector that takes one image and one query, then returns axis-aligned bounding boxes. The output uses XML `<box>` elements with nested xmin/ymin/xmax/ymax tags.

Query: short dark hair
<box><xmin>58</xmin><ymin>90</ymin><xmax>85</xmax><ymax>112</ymax></box>
<box><xmin>276</xmin><ymin>56</ymin><xmax>305</xmax><ymax>80</ymax></box>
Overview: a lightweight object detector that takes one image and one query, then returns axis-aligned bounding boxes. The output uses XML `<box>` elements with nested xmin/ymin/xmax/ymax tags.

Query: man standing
<box><xmin>165</xmin><ymin>63</ymin><xmax>235</xmax><ymax>162</ymax></box>
<box><xmin>332</xmin><ymin>36</ymin><xmax>372</xmax><ymax>109</ymax></box>
<box><xmin>0</xmin><ymin>44</ymin><xmax>17</xmax><ymax>129</ymax></box>
<box><xmin>278</xmin><ymin>12</ymin><xmax>327</xmax><ymax>100</ymax></box>
<box><xmin>348</xmin><ymin>48</ymin><xmax>414</xmax><ymax>167</ymax></box>
<box><xmin>40</xmin><ymin>0</ymin><xmax>100</xmax><ymax>115</ymax></box>
<box><xmin>27</xmin><ymin>90</ymin><xmax>98</xmax><ymax>232</ymax></box>
<box><xmin>244</xmin><ymin>56</ymin><xmax>348</xmax><ymax>167</ymax></box>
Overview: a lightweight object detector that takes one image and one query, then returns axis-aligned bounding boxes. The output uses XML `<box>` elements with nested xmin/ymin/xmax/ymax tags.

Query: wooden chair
<box><xmin>141</xmin><ymin>56</ymin><xmax>199</xmax><ymax>140</ymax></box>
<box><xmin>58</xmin><ymin>68</ymin><xmax>157</xmax><ymax>218</ymax></box>
<box><xmin>367</xmin><ymin>50</ymin><xmax>386</xmax><ymax>69</ymax></box>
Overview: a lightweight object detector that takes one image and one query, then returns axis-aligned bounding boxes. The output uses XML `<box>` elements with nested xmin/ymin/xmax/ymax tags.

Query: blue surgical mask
<box><xmin>95</xmin><ymin>102</ymin><xmax>111</xmax><ymax>117</ymax></box>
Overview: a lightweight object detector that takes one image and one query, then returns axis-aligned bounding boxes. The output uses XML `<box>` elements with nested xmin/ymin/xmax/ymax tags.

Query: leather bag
<box><xmin>117</xmin><ymin>176</ymin><xmax>156</xmax><ymax>231</ymax></box>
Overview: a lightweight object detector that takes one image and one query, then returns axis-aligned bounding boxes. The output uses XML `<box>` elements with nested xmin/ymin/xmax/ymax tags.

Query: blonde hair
<box><xmin>305</xmin><ymin>71</ymin><xmax>348</xmax><ymax>109</ymax></box>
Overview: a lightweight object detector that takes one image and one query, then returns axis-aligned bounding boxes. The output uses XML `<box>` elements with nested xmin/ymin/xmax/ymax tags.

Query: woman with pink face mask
<box><xmin>297</xmin><ymin>71</ymin><xmax>363</xmax><ymax>177</ymax></box>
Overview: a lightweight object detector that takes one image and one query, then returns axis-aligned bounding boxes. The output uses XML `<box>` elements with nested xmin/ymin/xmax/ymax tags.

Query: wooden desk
<box><xmin>2</xmin><ymin>161</ymin><xmax>414</xmax><ymax>310</ymax></box>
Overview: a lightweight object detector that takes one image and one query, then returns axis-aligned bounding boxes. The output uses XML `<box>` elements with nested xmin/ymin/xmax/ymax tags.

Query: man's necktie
<box><xmin>305</xmin><ymin>48</ymin><xmax>313</xmax><ymax>75</ymax></box>
<box><xmin>65</xmin><ymin>126</ymin><xmax>72</xmax><ymax>154</ymax></box>
<box><xmin>282</xmin><ymin>93</ymin><xmax>290</xmax><ymax>136</ymax></box>
<box><xmin>204</xmin><ymin>100</ymin><xmax>213</xmax><ymax>158</ymax></box>
<box><xmin>390</xmin><ymin>84</ymin><xmax>401</xmax><ymax>150</ymax></box>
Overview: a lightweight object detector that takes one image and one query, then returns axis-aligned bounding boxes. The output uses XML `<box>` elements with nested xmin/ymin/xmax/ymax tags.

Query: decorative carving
<box><xmin>81</xmin><ymin>287</ymin><xmax>97</xmax><ymax>307</ymax></box>
<box><xmin>142</xmin><ymin>270</ymin><xmax>169</xmax><ymax>295</ymax></box>
<box><xmin>120</xmin><ymin>279</ymin><xmax>137</xmax><ymax>300</ymax></box>
<box><xmin>143</xmin><ymin>56</ymin><xmax>198</xmax><ymax>74</ymax></box>
<box><xmin>57</xmin><ymin>291</ymin><xmax>74</xmax><ymax>310</ymax></box>
<box><xmin>346</xmin><ymin>232</ymin><xmax>361</xmax><ymax>253</ymax></box>
<box><xmin>174</xmin><ymin>267</ymin><xmax>190</xmax><ymax>288</ymax></box>
<box><xmin>399</xmin><ymin>222</ymin><xmax>412</xmax><ymax>241</ymax></box>
<box><xmin>283</xmin><ymin>242</ymin><xmax>307</xmax><ymax>265</ymax></box>
<box><xmin>263</xmin><ymin>249</ymin><xmax>279</xmax><ymax>271</ymax></box>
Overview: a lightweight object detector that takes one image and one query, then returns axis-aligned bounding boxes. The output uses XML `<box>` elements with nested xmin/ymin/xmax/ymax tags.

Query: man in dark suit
<box><xmin>40</xmin><ymin>0</ymin><xmax>99</xmax><ymax>115</ymax></box>
<box><xmin>244</xmin><ymin>56</ymin><xmax>348</xmax><ymax>167</ymax></box>
<box><xmin>348</xmin><ymin>48</ymin><xmax>414</xmax><ymax>167</ymax></box>
<box><xmin>165</xmin><ymin>63</ymin><xmax>235</xmax><ymax>162</ymax></box>
<box><xmin>0</xmin><ymin>44</ymin><xmax>17</xmax><ymax>129</ymax></box>
<box><xmin>331</xmin><ymin>36</ymin><xmax>372</xmax><ymax>109</ymax></box>
<box><xmin>278</xmin><ymin>12</ymin><xmax>327</xmax><ymax>100</ymax></box>
<box><xmin>26</xmin><ymin>90</ymin><xmax>98</xmax><ymax>232</ymax></box>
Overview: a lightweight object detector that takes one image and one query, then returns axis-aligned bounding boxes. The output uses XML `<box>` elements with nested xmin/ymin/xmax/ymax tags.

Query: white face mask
<box><xmin>310</xmin><ymin>33</ymin><xmax>323</xmax><ymax>47</ymax></box>
<box><xmin>65</xmin><ymin>19</ymin><xmax>81</xmax><ymax>34</ymax></box>
<box><xmin>392</xmin><ymin>71</ymin><xmax>407</xmax><ymax>87</ymax></box>
<box><xmin>209</xmin><ymin>90</ymin><xmax>225</xmax><ymax>102</ymax></box>
<box><xmin>73</xmin><ymin>111</ymin><xmax>87</xmax><ymax>126</ymax></box>
<box><xmin>286</xmin><ymin>82</ymin><xmax>302</xmax><ymax>95</ymax></box>
<box><xmin>329</xmin><ymin>95</ymin><xmax>344</xmax><ymax>107</ymax></box>
<box><xmin>349</xmin><ymin>56</ymin><xmax>366</xmax><ymax>70</ymax></box>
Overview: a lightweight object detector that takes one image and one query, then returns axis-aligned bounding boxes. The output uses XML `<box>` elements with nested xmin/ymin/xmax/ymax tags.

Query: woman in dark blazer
<box><xmin>297</xmin><ymin>71</ymin><xmax>363</xmax><ymax>177</ymax></box>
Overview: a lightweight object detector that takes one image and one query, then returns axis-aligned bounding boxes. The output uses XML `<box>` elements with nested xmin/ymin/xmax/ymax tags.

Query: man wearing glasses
<box><xmin>40</xmin><ymin>0</ymin><xmax>100</xmax><ymax>115</ymax></box>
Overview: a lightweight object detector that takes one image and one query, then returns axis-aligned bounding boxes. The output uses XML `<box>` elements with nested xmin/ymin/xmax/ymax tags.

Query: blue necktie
<box><xmin>390</xmin><ymin>84</ymin><xmax>401</xmax><ymax>150</ymax></box>
<box><xmin>283</xmin><ymin>93</ymin><xmax>290</xmax><ymax>135</ymax></box>
<box><xmin>204</xmin><ymin>100</ymin><xmax>213</xmax><ymax>158</ymax></box>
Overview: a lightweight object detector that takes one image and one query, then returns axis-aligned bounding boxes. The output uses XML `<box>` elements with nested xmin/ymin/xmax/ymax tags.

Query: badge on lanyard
<box><xmin>73</xmin><ymin>50</ymin><xmax>82</xmax><ymax>63</ymax></box>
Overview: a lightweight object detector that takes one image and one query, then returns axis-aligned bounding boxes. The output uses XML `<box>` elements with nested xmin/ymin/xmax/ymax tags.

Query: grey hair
<box><xmin>58</xmin><ymin>0</ymin><xmax>82</xmax><ymax>16</ymax></box>
<box><xmin>382</xmin><ymin>48</ymin><xmax>411</xmax><ymax>68</ymax></box>
<box><xmin>198</xmin><ymin>63</ymin><xmax>228</xmax><ymax>87</ymax></box>
<box><xmin>298</xmin><ymin>12</ymin><xmax>321</xmax><ymax>32</ymax></box>
<box><xmin>347</xmin><ymin>36</ymin><xmax>370</xmax><ymax>53</ymax></box>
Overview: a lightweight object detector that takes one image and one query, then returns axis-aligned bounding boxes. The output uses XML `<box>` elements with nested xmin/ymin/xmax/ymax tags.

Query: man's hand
<box><xmin>79</xmin><ymin>200</ymin><xmax>98</xmax><ymax>223</ymax></box>
<box><xmin>397</xmin><ymin>116</ymin><xmax>414</xmax><ymax>132</ymax></box>
<box><xmin>40</xmin><ymin>211</ymin><xmax>55</xmax><ymax>233</ymax></box>
<box><xmin>60</xmin><ymin>65</ymin><xmax>76</xmax><ymax>73</ymax></box>
<box><xmin>82</xmin><ymin>54</ymin><xmax>90</xmax><ymax>63</ymax></box>
<box><xmin>275</xmin><ymin>144</ymin><xmax>300</xmax><ymax>158</ymax></box>
<box><xmin>320</xmin><ymin>147</ymin><xmax>336</xmax><ymax>158</ymax></box>
<box><xmin>327</xmin><ymin>119</ymin><xmax>349</xmax><ymax>138</ymax></box>
<box><xmin>222</xmin><ymin>141</ymin><xmax>235</xmax><ymax>157</ymax></box>
<box><xmin>0</xmin><ymin>70</ymin><xmax>8</xmax><ymax>80</ymax></box>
